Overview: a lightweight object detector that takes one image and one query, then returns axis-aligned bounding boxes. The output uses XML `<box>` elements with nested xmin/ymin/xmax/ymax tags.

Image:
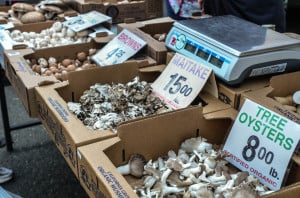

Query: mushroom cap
<box><xmin>11</xmin><ymin>3</ymin><xmax>35</xmax><ymax>12</ymax></box>
<box><xmin>128</xmin><ymin>153</ymin><xmax>146</xmax><ymax>178</ymax></box>
<box><xmin>0</xmin><ymin>12</ymin><xmax>9</xmax><ymax>18</ymax></box>
<box><xmin>39</xmin><ymin>4</ymin><xmax>64</xmax><ymax>14</ymax></box>
<box><xmin>20</xmin><ymin>11</ymin><xmax>46</xmax><ymax>24</ymax></box>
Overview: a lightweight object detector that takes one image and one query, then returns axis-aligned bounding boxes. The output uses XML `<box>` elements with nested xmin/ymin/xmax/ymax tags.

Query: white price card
<box><xmin>223</xmin><ymin>99</ymin><xmax>300</xmax><ymax>191</ymax></box>
<box><xmin>63</xmin><ymin>11</ymin><xmax>112</xmax><ymax>32</ymax></box>
<box><xmin>92</xmin><ymin>29</ymin><xmax>146</xmax><ymax>66</ymax></box>
<box><xmin>0</xmin><ymin>22</ymin><xmax>14</xmax><ymax>30</ymax></box>
<box><xmin>151</xmin><ymin>53</ymin><xmax>213</xmax><ymax>109</ymax></box>
<box><xmin>0</xmin><ymin>30</ymin><xmax>14</xmax><ymax>69</ymax></box>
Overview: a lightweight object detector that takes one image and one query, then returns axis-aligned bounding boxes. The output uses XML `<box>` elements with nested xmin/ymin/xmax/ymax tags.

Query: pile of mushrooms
<box><xmin>1</xmin><ymin>0</ymin><xmax>69</xmax><ymax>24</ymax></box>
<box><xmin>67</xmin><ymin>77</ymin><xmax>170</xmax><ymax>132</ymax></box>
<box><xmin>273</xmin><ymin>91</ymin><xmax>300</xmax><ymax>114</ymax></box>
<box><xmin>26</xmin><ymin>48</ymin><xmax>97</xmax><ymax>81</ymax></box>
<box><xmin>7</xmin><ymin>21</ymin><xmax>92</xmax><ymax>49</ymax></box>
<box><xmin>117</xmin><ymin>137</ymin><xmax>273</xmax><ymax>198</ymax></box>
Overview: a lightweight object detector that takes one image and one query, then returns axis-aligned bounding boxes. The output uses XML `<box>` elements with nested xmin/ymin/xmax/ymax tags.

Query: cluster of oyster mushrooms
<box><xmin>26</xmin><ymin>48</ymin><xmax>97</xmax><ymax>81</ymax></box>
<box><xmin>273</xmin><ymin>90</ymin><xmax>300</xmax><ymax>114</ymax></box>
<box><xmin>7</xmin><ymin>21</ymin><xmax>92</xmax><ymax>49</ymax></box>
<box><xmin>0</xmin><ymin>0</ymin><xmax>69</xmax><ymax>24</ymax></box>
<box><xmin>118</xmin><ymin>137</ymin><xmax>273</xmax><ymax>198</ymax></box>
<box><xmin>67</xmin><ymin>77</ymin><xmax>169</xmax><ymax>132</ymax></box>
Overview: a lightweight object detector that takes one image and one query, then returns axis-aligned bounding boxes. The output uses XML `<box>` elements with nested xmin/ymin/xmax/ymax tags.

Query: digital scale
<box><xmin>165</xmin><ymin>15</ymin><xmax>300</xmax><ymax>85</ymax></box>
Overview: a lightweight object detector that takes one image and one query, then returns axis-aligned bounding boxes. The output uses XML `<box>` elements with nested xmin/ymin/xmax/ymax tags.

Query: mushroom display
<box><xmin>2</xmin><ymin>0</ymin><xmax>70</xmax><ymax>24</ymax></box>
<box><xmin>26</xmin><ymin>49</ymin><xmax>98</xmax><ymax>81</ymax></box>
<box><xmin>67</xmin><ymin>77</ymin><xmax>170</xmax><ymax>132</ymax></box>
<box><xmin>7</xmin><ymin>21</ymin><xmax>92</xmax><ymax>49</ymax></box>
<box><xmin>118</xmin><ymin>137</ymin><xmax>274</xmax><ymax>197</ymax></box>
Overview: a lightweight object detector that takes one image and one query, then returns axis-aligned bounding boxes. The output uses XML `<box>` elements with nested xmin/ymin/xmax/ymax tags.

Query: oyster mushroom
<box><xmin>20</xmin><ymin>11</ymin><xmax>46</xmax><ymax>24</ymax></box>
<box><xmin>117</xmin><ymin>153</ymin><xmax>146</xmax><ymax>178</ymax></box>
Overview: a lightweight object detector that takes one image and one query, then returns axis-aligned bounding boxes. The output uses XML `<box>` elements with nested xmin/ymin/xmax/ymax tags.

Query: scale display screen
<box><xmin>184</xmin><ymin>43</ymin><xmax>196</xmax><ymax>54</ymax></box>
<box><xmin>209</xmin><ymin>55</ymin><xmax>224</xmax><ymax>68</ymax></box>
<box><xmin>196</xmin><ymin>48</ymin><xmax>210</xmax><ymax>61</ymax></box>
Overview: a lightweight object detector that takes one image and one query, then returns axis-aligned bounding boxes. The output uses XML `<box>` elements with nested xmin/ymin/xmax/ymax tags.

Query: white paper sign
<box><xmin>0</xmin><ymin>22</ymin><xmax>14</xmax><ymax>30</ymax></box>
<box><xmin>223</xmin><ymin>99</ymin><xmax>300</xmax><ymax>190</ymax></box>
<box><xmin>92</xmin><ymin>29</ymin><xmax>146</xmax><ymax>66</ymax></box>
<box><xmin>63</xmin><ymin>11</ymin><xmax>112</xmax><ymax>32</ymax></box>
<box><xmin>151</xmin><ymin>53</ymin><xmax>212</xmax><ymax>109</ymax></box>
<box><xmin>0</xmin><ymin>30</ymin><xmax>14</xmax><ymax>69</ymax></box>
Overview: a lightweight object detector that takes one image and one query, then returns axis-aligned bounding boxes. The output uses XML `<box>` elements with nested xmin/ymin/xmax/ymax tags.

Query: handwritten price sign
<box><xmin>223</xmin><ymin>99</ymin><xmax>300</xmax><ymax>190</ymax></box>
<box><xmin>92</xmin><ymin>29</ymin><xmax>146</xmax><ymax>66</ymax></box>
<box><xmin>151</xmin><ymin>53</ymin><xmax>213</xmax><ymax>109</ymax></box>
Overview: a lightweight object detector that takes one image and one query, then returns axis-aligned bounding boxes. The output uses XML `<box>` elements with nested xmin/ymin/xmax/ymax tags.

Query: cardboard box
<box><xmin>218</xmin><ymin>76</ymin><xmax>271</xmax><ymax>109</ymax></box>
<box><xmin>4</xmin><ymin>41</ymin><xmax>107</xmax><ymax>117</ymax></box>
<box><xmin>240</xmin><ymin>71</ymin><xmax>300</xmax><ymax>124</ymax></box>
<box><xmin>34</xmin><ymin>62</ymin><xmax>230</xmax><ymax>178</ymax></box>
<box><xmin>77</xmin><ymin>104</ymin><xmax>300</xmax><ymax>198</ymax></box>
<box><xmin>118</xmin><ymin>17</ymin><xmax>175</xmax><ymax>64</ymax></box>
<box><xmin>67</xmin><ymin>0</ymin><xmax>162</xmax><ymax>24</ymax></box>
<box><xmin>76</xmin><ymin>106</ymin><xmax>237</xmax><ymax>198</ymax></box>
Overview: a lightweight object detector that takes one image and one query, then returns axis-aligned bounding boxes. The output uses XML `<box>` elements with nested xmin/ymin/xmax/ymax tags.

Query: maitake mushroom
<box><xmin>67</xmin><ymin>77</ymin><xmax>170</xmax><ymax>132</ymax></box>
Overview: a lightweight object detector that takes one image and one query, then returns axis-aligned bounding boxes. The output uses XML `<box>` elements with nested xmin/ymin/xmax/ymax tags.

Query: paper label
<box><xmin>92</xmin><ymin>29</ymin><xmax>146</xmax><ymax>66</ymax></box>
<box><xmin>0</xmin><ymin>30</ymin><xmax>14</xmax><ymax>68</ymax></box>
<box><xmin>151</xmin><ymin>53</ymin><xmax>212</xmax><ymax>109</ymax></box>
<box><xmin>223</xmin><ymin>99</ymin><xmax>300</xmax><ymax>190</ymax></box>
<box><xmin>0</xmin><ymin>22</ymin><xmax>14</xmax><ymax>30</ymax></box>
<box><xmin>64</xmin><ymin>11</ymin><xmax>112</xmax><ymax>32</ymax></box>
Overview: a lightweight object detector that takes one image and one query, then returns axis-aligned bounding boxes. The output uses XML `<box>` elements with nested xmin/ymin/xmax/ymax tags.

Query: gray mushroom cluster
<box><xmin>273</xmin><ymin>91</ymin><xmax>300</xmax><ymax>114</ymax></box>
<box><xmin>1</xmin><ymin>0</ymin><xmax>68</xmax><ymax>24</ymax></box>
<box><xmin>26</xmin><ymin>49</ymin><xmax>97</xmax><ymax>81</ymax></box>
<box><xmin>118</xmin><ymin>137</ymin><xmax>274</xmax><ymax>198</ymax></box>
<box><xmin>67</xmin><ymin>77</ymin><xmax>169</xmax><ymax>132</ymax></box>
<box><xmin>7</xmin><ymin>21</ymin><xmax>92</xmax><ymax>49</ymax></box>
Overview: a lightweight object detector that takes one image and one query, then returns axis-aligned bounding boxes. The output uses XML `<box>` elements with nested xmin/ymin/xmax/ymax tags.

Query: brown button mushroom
<box><xmin>11</xmin><ymin>3</ymin><xmax>35</xmax><ymax>13</ymax></box>
<box><xmin>20</xmin><ymin>11</ymin><xmax>46</xmax><ymax>24</ymax></box>
<box><xmin>39</xmin><ymin>4</ymin><xmax>64</xmax><ymax>20</ymax></box>
<box><xmin>117</xmin><ymin>153</ymin><xmax>146</xmax><ymax>178</ymax></box>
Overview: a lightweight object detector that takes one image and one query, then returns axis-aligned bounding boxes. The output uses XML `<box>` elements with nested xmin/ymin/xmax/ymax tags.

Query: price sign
<box><xmin>92</xmin><ymin>29</ymin><xmax>146</xmax><ymax>66</ymax></box>
<box><xmin>64</xmin><ymin>11</ymin><xmax>112</xmax><ymax>32</ymax></box>
<box><xmin>151</xmin><ymin>53</ymin><xmax>213</xmax><ymax>109</ymax></box>
<box><xmin>0</xmin><ymin>30</ymin><xmax>14</xmax><ymax>69</ymax></box>
<box><xmin>0</xmin><ymin>22</ymin><xmax>14</xmax><ymax>30</ymax></box>
<box><xmin>223</xmin><ymin>99</ymin><xmax>300</xmax><ymax>190</ymax></box>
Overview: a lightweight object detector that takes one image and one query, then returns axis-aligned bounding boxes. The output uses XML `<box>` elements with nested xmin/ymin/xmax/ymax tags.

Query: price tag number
<box><xmin>243</xmin><ymin>135</ymin><xmax>274</xmax><ymax>164</ymax></box>
<box><xmin>242</xmin><ymin>135</ymin><xmax>279</xmax><ymax>180</ymax></box>
<box><xmin>106</xmin><ymin>48</ymin><xmax>126</xmax><ymax>60</ymax></box>
<box><xmin>163</xmin><ymin>73</ymin><xmax>193</xmax><ymax>97</ymax></box>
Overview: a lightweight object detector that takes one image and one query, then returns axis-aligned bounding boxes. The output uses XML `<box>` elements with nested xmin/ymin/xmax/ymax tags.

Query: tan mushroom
<box><xmin>11</xmin><ymin>3</ymin><xmax>35</xmax><ymax>13</ymax></box>
<box><xmin>39</xmin><ymin>4</ymin><xmax>63</xmax><ymax>20</ymax></box>
<box><xmin>20</xmin><ymin>11</ymin><xmax>46</xmax><ymax>24</ymax></box>
<box><xmin>117</xmin><ymin>153</ymin><xmax>146</xmax><ymax>178</ymax></box>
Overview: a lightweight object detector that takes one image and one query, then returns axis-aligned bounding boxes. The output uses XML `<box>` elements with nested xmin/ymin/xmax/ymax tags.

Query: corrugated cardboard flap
<box><xmin>269</xmin><ymin>71</ymin><xmax>300</xmax><ymax>96</ymax></box>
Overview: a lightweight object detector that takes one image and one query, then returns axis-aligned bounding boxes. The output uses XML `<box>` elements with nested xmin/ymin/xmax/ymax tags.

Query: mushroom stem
<box><xmin>117</xmin><ymin>164</ymin><xmax>130</xmax><ymax>175</ymax></box>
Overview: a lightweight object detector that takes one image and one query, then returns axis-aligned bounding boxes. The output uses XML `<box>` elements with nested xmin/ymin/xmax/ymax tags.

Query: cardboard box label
<box><xmin>64</xmin><ymin>11</ymin><xmax>112</xmax><ymax>32</ymax></box>
<box><xmin>97</xmin><ymin>166</ymin><xmax>130</xmax><ymax>198</ymax></box>
<box><xmin>92</xmin><ymin>29</ymin><xmax>146</xmax><ymax>66</ymax></box>
<box><xmin>223</xmin><ymin>99</ymin><xmax>300</xmax><ymax>190</ymax></box>
<box><xmin>151</xmin><ymin>53</ymin><xmax>213</xmax><ymax>109</ymax></box>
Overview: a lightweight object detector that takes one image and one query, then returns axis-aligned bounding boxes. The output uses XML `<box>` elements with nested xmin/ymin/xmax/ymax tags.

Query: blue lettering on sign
<box><xmin>171</xmin><ymin>55</ymin><xmax>210</xmax><ymax>80</ymax></box>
